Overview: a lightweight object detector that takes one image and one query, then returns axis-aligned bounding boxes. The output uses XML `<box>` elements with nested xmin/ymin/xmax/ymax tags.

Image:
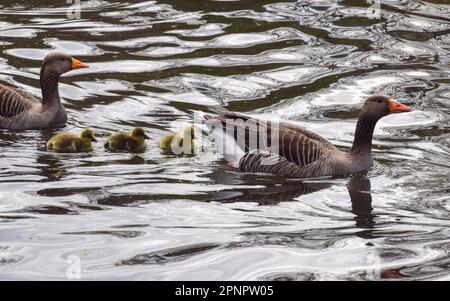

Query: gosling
<box><xmin>46</xmin><ymin>128</ymin><xmax>97</xmax><ymax>153</ymax></box>
<box><xmin>104</xmin><ymin>127</ymin><xmax>149</xmax><ymax>152</ymax></box>
<box><xmin>159</xmin><ymin>126</ymin><xmax>196</xmax><ymax>155</ymax></box>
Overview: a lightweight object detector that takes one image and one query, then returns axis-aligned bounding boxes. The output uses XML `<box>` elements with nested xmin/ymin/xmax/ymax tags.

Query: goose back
<box><xmin>0</xmin><ymin>83</ymin><xmax>67</xmax><ymax>130</ymax></box>
<box><xmin>206</xmin><ymin>109</ymin><xmax>340</xmax><ymax>176</ymax></box>
<box><xmin>0</xmin><ymin>84</ymin><xmax>38</xmax><ymax>118</ymax></box>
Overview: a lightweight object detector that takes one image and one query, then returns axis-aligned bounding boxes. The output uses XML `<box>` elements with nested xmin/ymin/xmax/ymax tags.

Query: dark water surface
<box><xmin>0</xmin><ymin>0</ymin><xmax>449</xmax><ymax>280</ymax></box>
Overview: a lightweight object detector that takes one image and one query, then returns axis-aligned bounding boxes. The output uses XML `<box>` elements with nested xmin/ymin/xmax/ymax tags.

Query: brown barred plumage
<box><xmin>0</xmin><ymin>84</ymin><xmax>34</xmax><ymax>118</ymax></box>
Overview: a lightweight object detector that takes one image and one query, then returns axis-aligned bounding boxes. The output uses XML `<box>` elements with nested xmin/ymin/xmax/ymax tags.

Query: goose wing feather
<box><xmin>0</xmin><ymin>84</ymin><xmax>39</xmax><ymax>119</ymax></box>
<box><xmin>206</xmin><ymin>107</ymin><xmax>337</xmax><ymax>168</ymax></box>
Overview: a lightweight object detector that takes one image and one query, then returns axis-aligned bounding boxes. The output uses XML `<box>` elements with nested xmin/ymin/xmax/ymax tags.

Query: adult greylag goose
<box><xmin>205</xmin><ymin>95</ymin><xmax>411</xmax><ymax>178</ymax></box>
<box><xmin>0</xmin><ymin>52</ymin><xmax>88</xmax><ymax>130</ymax></box>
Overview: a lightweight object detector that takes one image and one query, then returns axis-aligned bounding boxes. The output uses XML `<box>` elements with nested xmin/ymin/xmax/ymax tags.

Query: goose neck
<box><xmin>350</xmin><ymin>112</ymin><xmax>379</xmax><ymax>156</ymax></box>
<box><xmin>40</xmin><ymin>68</ymin><xmax>61</xmax><ymax>107</ymax></box>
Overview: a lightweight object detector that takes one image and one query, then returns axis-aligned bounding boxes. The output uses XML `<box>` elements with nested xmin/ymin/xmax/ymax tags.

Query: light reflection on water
<box><xmin>0</xmin><ymin>0</ymin><xmax>449</xmax><ymax>280</ymax></box>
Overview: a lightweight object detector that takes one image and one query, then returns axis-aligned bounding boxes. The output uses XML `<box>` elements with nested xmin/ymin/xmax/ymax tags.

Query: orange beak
<box><xmin>388</xmin><ymin>99</ymin><xmax>411</xmax><ymax>113</ymax></box>
<box><xmin>71</xmin><ymin>58</ymin><xmax>89</xmax><ymax>69</ymax></box>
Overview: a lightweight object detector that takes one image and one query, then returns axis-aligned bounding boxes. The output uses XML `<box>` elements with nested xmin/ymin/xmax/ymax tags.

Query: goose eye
<box><xmin>377</xmin><ymin>100</ymin><xmax>382</xmax><ymax>103</ymax></box>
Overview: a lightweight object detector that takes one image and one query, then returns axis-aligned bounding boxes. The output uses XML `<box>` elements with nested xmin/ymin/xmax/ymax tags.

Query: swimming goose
<box><xmin>159</xmin><ymin>126</ymin><xmax>196</xmax><ymax>155</ymax></box>
<box><xmin>205</xmin><ymin>95</ymin><xmax>411</xmax><ymax>178</ymax></box>
<box><xmin>46</xmin><ymin>128</ymin><xmax>96</xmax><ymax>153</ymax></box>
<box><xmin>0</xmin><ymin>52</ymin><xmax>88</xmax><ymax>130</ymax></box>
<box><xmin>104</xmin><ymin>127</ymin><xmax>150</xmax><ymax>152</ymax></box>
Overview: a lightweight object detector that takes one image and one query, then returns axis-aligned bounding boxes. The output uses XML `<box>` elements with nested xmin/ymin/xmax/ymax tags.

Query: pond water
<box><xmin>0</xmin><ymin>0</ymin><xmax>449</xmax><ymax>280</ymax></box>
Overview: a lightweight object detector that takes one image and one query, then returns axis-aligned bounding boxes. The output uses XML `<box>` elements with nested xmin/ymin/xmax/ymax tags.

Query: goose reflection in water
<box><xmin>218</xmin><ymin>174</ymin><xmax>378</xmax><ymax>270</ymax></box>
<box><xmin>347</xmin><ymin>174</ymin><xmax>374</xmax><ymax>229</ymax></box>
<box><xmin>207</xmin><ymin>169</ymin><xmax>375</xmax><ymax>229</ymax></box>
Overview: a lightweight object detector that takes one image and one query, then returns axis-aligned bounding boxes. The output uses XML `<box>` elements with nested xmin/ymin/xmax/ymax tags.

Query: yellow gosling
<box><xmin>159</xmin><ymin>126</ymin><xmax>196</xmax><ymax>155</ymax></box>
<box><xmin>46</xmin><ymin>128</ymin><xmax>96</xmax><ymax>153</ymax></box>
<box><xmin>104</xmin><ymin>127</ymin><xmax>149</xmax><ymax>152</ymax></box>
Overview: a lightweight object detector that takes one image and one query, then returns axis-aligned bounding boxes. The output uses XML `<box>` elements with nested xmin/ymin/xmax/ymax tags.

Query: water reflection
<box><xmin>35</xmin><ymin>152</ymin><xmax>66</xmax><ymax>182</ymax></box>
<box><xmin>205</xmin><ymin>168</ymin><xmax>333</xmax><ymax>205</ymax></box>
<box><xmin>208</xmin><ymin>171</ymin><xmax>375</xmax><ymax>231</ymax></box>
<box><xmin>347</xmin><ymin>174</ymin><xmax>374</xmax><ymax>229</ymax></box>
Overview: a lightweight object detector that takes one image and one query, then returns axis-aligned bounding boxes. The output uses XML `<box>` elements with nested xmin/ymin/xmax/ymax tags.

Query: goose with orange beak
<box><xmin>205</xmin><ymin>94</ymin><xmax>412</xmax><ymax>178</ymax></box>
<box><xmin>0</xmin><ymin>52</ymin><xmax>89</xmax><ymax>130</ymax></box>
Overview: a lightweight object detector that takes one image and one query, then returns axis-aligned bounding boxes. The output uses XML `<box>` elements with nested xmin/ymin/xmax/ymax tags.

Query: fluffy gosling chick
<box><xmin>159</xmin><ymin>126</ymin><xmax>196</xmax><ymax>155</ymax></box>
<box><xmin>104</xmin><ymin>127</ymin><xmax>149</xmax><ymax>152</ymax></box>
<box><xmin>46</xmin><ymin>128</ymin><xmax>96</xmax><ymax>153</ymax></box>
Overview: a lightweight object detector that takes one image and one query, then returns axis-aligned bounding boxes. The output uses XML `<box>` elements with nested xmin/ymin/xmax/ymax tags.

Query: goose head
<box><xmin>80</xmin><ymin>128</ymin><xmax>97</xmax><ymax>142</ymax></box>
<box><xmin>131</xmin><ymin>127</ymin><xmax>150</xmax><ymax>140</ymax></box>
<box><xmin>362</xmin><ymin>95</ymin><xmax>411</xmax><ymax>120</ymax></box>
<box><xmin>350</xmin><ymin>95</ymin><xmax>412</xmax><ymax>156</ymax></box>
<box><xmin>41</xmin><ymin>52</ymin><xmax>89</xmax><ymax>76</ymax></box>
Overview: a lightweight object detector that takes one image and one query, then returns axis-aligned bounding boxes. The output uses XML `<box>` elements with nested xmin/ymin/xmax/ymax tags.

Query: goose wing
<box><xmin>0</xmin><ymin>84</ymin><xmax>39</xmax><ymax>118</ymax></box>
<box><xmin>206</xmin><ymin>108</ymin><xmax>337</xmax><ymax>168</ymax></box>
